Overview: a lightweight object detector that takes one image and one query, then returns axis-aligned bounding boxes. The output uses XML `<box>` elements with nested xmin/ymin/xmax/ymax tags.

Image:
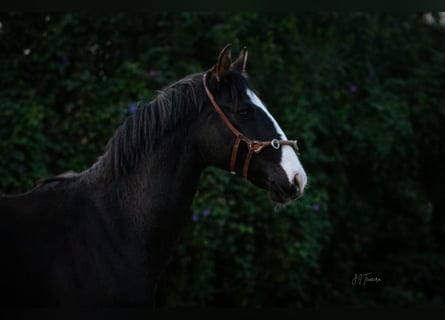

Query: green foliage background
<box><xmin>1</xmin><ymin>13</ymin><xmax>444</xmax><ymax>307</ymax></box>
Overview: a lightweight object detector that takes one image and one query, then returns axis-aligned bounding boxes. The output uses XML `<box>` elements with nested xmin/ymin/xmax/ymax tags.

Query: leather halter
<box><xmin>203</xmin><ymin>72</ymin><xmax>300</xmax><ymax>178</ymax></box>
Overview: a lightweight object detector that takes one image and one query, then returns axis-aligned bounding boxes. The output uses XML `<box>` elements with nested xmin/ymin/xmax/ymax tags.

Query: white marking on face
<box><xmin>246</xmin><ymin>89</ymin><xmax>307</xmax><ymax>192</ymax></box>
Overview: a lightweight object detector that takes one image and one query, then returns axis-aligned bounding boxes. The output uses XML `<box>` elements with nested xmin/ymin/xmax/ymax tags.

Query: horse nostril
<box><xmin>293</xmin><ymin>174</ymin><xmax>302</xmax><ymax>196</ymax></box>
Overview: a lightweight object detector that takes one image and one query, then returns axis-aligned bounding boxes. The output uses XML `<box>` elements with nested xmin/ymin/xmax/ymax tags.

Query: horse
<box><xmin>0</xmin><ymin>44</ymin><xmax>307</xmax><ymax>306</ymax></box>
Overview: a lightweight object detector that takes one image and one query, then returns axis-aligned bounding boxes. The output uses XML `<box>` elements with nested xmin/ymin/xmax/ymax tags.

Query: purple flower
<box><xmin>60</xmin><ymin>53</ymin><xmax>69</xmax><ymax>64</ymax></box>
<box><xmin>349</xmin><ymin>84</ymin><xmax>358</xmax><ymax>93</ymax></box>
<box><xmin>192</xmin><ymin>214</ymin><xmax>199</xmax><ymax>222</ymax></box>
<box><xmin>148</xmin><ymin>69</ymin><xmax>160</xmax><ymax>78</ymax></box>
<box><xmin>202</xmin><ymin>208</ymin><xmax>211</xmax><ymax>216</ymax></box>
<box><xmin>311</xmin><ymin>204</ymin><xmax>321</xmax><ymax>212</ymax></box>
<box><xmin>368</xmin><ymin>65</ymin><xmax>376</xmax><ymax>79</ymax></box>
<box><xmin>59</xmin><ymin>52</ymin><xmax>69</xmax><ymax>75</ymax></box>
<box><xmin>128</xmin><ymin>103</ymin><xmax>138</xmax><ymax>113</ymax></box>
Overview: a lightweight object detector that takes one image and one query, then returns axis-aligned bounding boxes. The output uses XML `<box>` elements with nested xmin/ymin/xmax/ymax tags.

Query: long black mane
<box><xmin>84</xmin><ymin>71</ymin><xmax>250</xmax><ymax>181</ymax></box>
<box><xmin>35</xmin><ymin>70</ymin><xmax>251</xmax><ymax>189</ymax></box>
<box><xmin>98</xmin><ymin>73</ymin><xmax>205</xmax><ymax>177</ymax></box>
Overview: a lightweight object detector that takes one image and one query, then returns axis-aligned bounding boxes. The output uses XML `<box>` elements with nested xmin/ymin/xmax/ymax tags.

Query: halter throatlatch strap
<box><xmin>203</xmin><ymin>72</ymin><xmax>300</xmax><ymax>178</ymax></box>
<box><xmin>230</xmin><ymin>136</ymin><xmax>242</xmax><ymax>174</ymax></box>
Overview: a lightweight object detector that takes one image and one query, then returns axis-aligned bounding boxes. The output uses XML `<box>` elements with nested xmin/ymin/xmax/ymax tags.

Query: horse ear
<box><xmin>231</xmin><ymin>46</ymin><xmax>248</xmax><ymax>74</ymax></box>
<box><xmin>214</xmin><ymin>43</ymin><xmax>232</xmax><ymax>82</ymax></box>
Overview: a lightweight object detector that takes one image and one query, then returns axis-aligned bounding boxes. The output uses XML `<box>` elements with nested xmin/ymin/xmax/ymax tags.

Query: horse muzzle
<box><xmin>268</xmin><ymin>174</ymin><xmax>303</xmax><ymax>204</ymax></box>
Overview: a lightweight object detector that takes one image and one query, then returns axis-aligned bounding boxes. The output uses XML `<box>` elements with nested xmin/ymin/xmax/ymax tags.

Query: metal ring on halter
<box><xmin>271</xmin><ymin>139</ymin><xmax>281</xmax><ymax>149</ymax></box>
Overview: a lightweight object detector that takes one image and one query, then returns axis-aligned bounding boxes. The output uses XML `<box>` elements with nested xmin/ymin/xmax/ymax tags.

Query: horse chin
<box><xmin>268</xmin><ymin>189</ymin><xmax>293</xmax><ymax>205</ymax></box>
<box><xmin>267</xmin><ymin>179</ymin><xmax>301</xmax><ymax>204</ymax></box>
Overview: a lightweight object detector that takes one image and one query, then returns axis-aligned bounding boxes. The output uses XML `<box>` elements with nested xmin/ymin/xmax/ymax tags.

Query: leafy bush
<box><xmin>1</xmin><ymin>12</ymin><xmax>444</xmax><ymax>307</ymax></box>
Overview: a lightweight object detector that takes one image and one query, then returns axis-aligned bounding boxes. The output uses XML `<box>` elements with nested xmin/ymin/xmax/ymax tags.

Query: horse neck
<box><xmin>81</xmin><ymin>119</ymin><xmax>205</xmax><ymax>271</ymax></box>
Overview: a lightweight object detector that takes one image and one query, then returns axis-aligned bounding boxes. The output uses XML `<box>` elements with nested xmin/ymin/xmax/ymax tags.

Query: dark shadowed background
<box><xmin>1</xmin><ymin>12</ymin><xmax>444</xmax><ymax>307</ymax></box>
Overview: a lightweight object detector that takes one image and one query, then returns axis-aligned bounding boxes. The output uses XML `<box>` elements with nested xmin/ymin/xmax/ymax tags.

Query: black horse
<box><xmin>0</xmin><ymin>45</ymin><xmax>307</xmax><ymax>306</ymax></box>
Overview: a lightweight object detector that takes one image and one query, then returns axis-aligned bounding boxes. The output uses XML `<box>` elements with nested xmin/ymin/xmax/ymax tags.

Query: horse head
<box><xmin>199</xmin><ymin>44</ymin><xmax>307</xmax><ymax>204</ymax></box>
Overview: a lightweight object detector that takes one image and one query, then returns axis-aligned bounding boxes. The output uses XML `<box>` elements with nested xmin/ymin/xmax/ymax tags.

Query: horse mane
<box><xmin>36</xmin><ymin>171</ymin><xmax>78</xmax><ymax>185</ymax></box>
<box><xmin>84</xmin><ymin>70</ymin><xmax>250</xmax><ymax>180</ymax></box>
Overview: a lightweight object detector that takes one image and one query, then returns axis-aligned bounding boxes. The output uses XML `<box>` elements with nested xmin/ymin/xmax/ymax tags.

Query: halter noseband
<box><xmin>203</xmin><ymin>72</ymin><xmax>300</xmax><ymax>178</ymax></box>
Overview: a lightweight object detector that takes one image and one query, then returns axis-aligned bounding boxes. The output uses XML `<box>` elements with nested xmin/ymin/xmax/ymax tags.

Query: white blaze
<box><xmin>246</xmin><ymin>89</ymin><xmax>307</xmax><ymax>192</ymax></box>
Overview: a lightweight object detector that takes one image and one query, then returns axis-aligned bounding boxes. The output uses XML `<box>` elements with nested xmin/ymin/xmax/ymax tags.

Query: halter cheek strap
<box><xmin>203</xmin><ymin>72</ymin><xmax>300</xmax><ymax>178</ymax></box>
